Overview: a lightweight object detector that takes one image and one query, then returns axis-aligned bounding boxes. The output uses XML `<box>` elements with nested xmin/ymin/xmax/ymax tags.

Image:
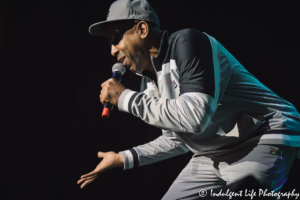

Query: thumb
<box><xmin>98</xmin><ymin>151</ymin><xmax>105</xmax><ymax>158</ymax></box>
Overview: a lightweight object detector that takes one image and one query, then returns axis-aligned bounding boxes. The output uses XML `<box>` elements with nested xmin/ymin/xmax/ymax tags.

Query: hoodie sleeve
<box><xmin>118</xmin><ymin>30</ymin><xmax>232</xmax><ymax>169</ymax></box>
<box><xmin>119</xmin><ymin>130</ymin><xmax>190</xmax><ymax>170</ymax></box>
<box><xmin>118</xmin><ymin>30</ymin><xmax>229</xmax><ymax>134</ymax></box>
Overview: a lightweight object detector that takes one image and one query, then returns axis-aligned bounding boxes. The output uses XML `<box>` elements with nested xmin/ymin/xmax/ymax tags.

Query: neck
<box><xmin>149</xmin><ymin>30</ymin><xmax>162</xmax><ymax>58</ymax></box>
<box><xmin>144</xmin><ymin>30</ymin><xmax>162</xmax><ymax>77</ymax></box>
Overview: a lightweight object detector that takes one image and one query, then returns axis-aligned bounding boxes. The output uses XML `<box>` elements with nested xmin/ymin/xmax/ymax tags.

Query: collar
<box><xmin>140</xmin><ymin>30</ymin><xmax>171</xmax><ymax>81</ymax></box>
<box><xmin>151</xmin><ymin>30</ymin><xmax>171</xmax><ymax>72</ymax></box>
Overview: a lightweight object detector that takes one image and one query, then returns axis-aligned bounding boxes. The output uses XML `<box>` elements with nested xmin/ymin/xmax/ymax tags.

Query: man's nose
<box><xmin>111</xmin><ymin>45</ymin><xmax>119</xmax><ymax>57</ymax></box>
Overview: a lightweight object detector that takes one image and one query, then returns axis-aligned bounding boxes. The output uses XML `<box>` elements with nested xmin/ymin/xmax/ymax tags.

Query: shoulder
<box><xmin>168</xmin><ymin>29</ymin><xmax>210</xmax><ymax>44</ymax></box>
<box><xmin>167</xmin><ymin>29</ymin><xmax>212</xmax><ymax>59</ymax></box>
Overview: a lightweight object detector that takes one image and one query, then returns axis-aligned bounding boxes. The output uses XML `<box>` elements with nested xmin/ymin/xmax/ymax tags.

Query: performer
<box><xmin>77</xmin><ymin>0</ymin><xmax>300</xmax><ymax>199</ymax></box>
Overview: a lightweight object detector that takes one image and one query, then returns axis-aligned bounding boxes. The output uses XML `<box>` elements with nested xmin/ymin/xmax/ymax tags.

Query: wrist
<box><xmin>116</xmin><ymin>153</ymin><xmax>124</xmax><ymax>167</ymax></box>
<box><xmin>117</xmin><ymin>89</ymin><xmax>137</xmax><ymax>113</ymax></box>
<box><xmin>116</xmin><ymin>88</ymin><xmax>125</xmax><ymax>106</ymax></box>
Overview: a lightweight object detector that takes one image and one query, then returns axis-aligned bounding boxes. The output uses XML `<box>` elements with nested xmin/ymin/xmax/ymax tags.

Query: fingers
<box><xmin>79</xmin><ymin>177</ymin><xmax>96</xmax><ymax>189</ymax></box>
<box><xmin>100</xmin><ymin>80</ymin><xmax>113</xmax><ymax>104</ymax></box>
<box><xmin>77</xmin><ymin>152</ymin><xmax>108</xmax><ymax>189</ymax></box>
<box><xmin>99</xmin><ymin>87</ymin><xmax>110</xmax><ymax>105</ymax></box>
<box><xmin>99</xmin><ymin>78</ymin><xmax>125</xmax><ymax>106</ymax></box>
<box><xmin>81</xmin><ymin>170</ymin><xmax>99</xmax><ymax>179</ymax></box>
<box><xmin>80</xmin><ymin>153</ymin><xmax>105</xmax><ymax>179</ymax></box>
<box><xmin>80</xmin><ymin>179</ymin><xmax>90</xmax><ymax>189</ymax></box>
<box><xmin>77</xmin><ymin>178</ymin><xmax>86</xmax><ymax>185</ymax></box>
<box><xmin>98</xmin><ymin>151</ymin><xmax>105</xmax><ymax>158</ymax></box>
<box><xmin>99</xmin><ymin>92</ymin><xmax>107</xmax><ymax>105</ymax></box>
<box><xmin>100</xmin><ymin>93</ymin><xmax>113</xmax><ymax>105</ymax></box>
<box><xmin>100</xmin><ymin>95</ymin><xmax>111</xmax><ymax>105</ymax></box>
<box><xmin>78</xmin><ymin>174</ymin><xmax>97</xmax><ymax>183</ymax></box>
<box><xmin>101</xmin><ymin>78</ymin><xmax>114</xmax><ymax>87</ymax></box>
<box><xmin>77</xmin><ymin>173</ymin><xmax>98</xmax><ymax>189</ymax></box>
<box><xmin>77</xmin><ymin>151</ymin><xmax>121</xmax><ymax>189</ymax></box>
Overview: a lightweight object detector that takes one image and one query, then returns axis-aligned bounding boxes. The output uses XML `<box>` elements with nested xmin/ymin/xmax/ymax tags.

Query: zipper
<box><xmin>150</xmin><ymin>56</ymin><xmax>161</xmax><ymax>97</ymax></box>
<box><xmin>150</xmin><ymin>56</ymin><xmax>199</xmax><ymax>153</ymax></box>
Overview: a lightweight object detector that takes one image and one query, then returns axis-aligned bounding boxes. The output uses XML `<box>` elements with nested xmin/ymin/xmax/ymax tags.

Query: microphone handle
<box><xmin>102</xmin><ymin>71</ymin><xmax>123</xmax><ymax>118</ymax></box>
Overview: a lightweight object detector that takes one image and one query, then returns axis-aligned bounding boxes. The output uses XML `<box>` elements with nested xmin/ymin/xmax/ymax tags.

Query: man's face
<box><xmin>107</xmin><ymin>21</ymin><xmax>152</xmax><ymax>74</ymax></box>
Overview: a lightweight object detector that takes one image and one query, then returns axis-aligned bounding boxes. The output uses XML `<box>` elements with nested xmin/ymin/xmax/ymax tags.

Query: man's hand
<box><xmin>77</xmin><ymin>151</ymin><xmax>124</xmax><ymax>189</ymax></box>
<box><xmin>99</xmin><ymin>78</ymin><xmax>126</xmax><ymax>106</ymax></box>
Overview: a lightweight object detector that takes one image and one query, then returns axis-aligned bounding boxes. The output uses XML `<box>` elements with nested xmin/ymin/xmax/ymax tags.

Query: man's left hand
<box><xmin>100</xmin><ymin>78</ymin><xmax>126</xmax><ymax>106</ymax></box>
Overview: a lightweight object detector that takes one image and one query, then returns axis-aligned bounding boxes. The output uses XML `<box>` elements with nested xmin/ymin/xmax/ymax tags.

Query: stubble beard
<box><xmin>128</xmin><ymin>49</ymin><xmax>146</xmax><ymax>74</ymax></box>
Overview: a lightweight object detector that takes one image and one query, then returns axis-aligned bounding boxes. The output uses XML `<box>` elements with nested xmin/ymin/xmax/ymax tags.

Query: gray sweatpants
<box><xmin>162</xmin><ymin>144</ymin><xmax>297</xmax><ymax>200</ymax></box>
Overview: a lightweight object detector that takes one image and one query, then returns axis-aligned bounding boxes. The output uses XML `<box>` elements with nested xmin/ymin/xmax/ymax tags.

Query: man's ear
<box><xmin>137</xmin><ymin>21</ymin><xmax>149</xmax><ymax>39</ymax></box>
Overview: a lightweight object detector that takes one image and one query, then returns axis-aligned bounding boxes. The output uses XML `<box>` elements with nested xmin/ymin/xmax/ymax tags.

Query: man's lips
<box><xmin>118</xmin><ymin>56</ymin><xmax>126</xmax><ymax>64</ymax></box>
<box><xmin>122</xmin><ymin>57</ymin><xmax>127</xmax><ymax>66</ymax></box>
<box><xmin>119</xmin><ymin>57</ymin><xmax>129</xmax><ymax>67</ymax></box>
<box><xmin>117</xmin><ymin>56</ymin><xmax>131</xmax><ymax>70</ymax></box>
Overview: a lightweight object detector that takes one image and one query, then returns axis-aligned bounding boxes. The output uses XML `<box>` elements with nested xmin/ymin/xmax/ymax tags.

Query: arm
<box><xmin>119</xmin><ymin>130</ymin><xmax>190</xmax><ymax>170</ymax></box>
<box><xmin>118</xmin><ymin>89</ymin><xmax>214</xmax><ymax>134</ymax></box>
<box><xmin>98</xmin><ymin>30</ymin><xmax>229</xmax><ymax>170</ymax></box>
<box><xmin>77</xmin><ymin>151</ymin><xmax>124</xmax><ymax>189</ymax></box>
<box><xmin>118</xmin><ymin>30</ymin><xmax>220</xmax><ymax>135</ymax></box>
<box><xmin>77</xmin><ymin>131</ymin><xmax>190</xmax><ymax>188</ymax></box>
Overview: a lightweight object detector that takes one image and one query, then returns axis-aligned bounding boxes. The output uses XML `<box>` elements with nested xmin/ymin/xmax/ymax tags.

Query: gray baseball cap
<box><xmin>89</xmin><ymin>0</ymin><xmax>160</xmax><ymax>37</ymax></box>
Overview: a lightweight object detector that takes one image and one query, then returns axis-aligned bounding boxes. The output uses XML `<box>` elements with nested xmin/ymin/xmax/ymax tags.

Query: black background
<box><xmin>1</xmin><ymin>0</ymin><xmax>300</xmax><ymax>199</ymax></box>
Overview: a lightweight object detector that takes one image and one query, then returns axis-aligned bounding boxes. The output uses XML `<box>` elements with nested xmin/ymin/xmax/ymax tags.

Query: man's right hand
<box><xmin>77</xmin><ymin>151</ymin><xmax>124</xmax><ymax>189</ymax></box>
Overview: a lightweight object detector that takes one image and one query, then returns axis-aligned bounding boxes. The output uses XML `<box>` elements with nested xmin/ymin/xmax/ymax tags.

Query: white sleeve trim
<box><xmin>118</xmin><ymin>89</ymin><xmax>136</xmax><ymax>113</ymax></box>
<box><xmin>119</xmin><ymin>150</ymin><xmax>134</xmax><ymax>170</ymax></box>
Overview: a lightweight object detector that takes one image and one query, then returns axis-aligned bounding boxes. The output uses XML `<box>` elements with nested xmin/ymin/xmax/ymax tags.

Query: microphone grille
<box><xmin>112</xmin><ymin>63</ymin><xmax>126</xmax><ymax>75</ymax></box>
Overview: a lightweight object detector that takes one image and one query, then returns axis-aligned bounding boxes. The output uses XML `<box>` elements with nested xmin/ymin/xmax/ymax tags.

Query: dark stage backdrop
<box><xmin>1</xmin><ymin>0</ymin><xmax>300</xmax><ymax>199</ymax></box>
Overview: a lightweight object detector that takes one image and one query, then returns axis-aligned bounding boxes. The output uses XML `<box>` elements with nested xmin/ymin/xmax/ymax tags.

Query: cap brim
<box><xmin>89</xmin><ymin>18</ymin><xmax>135</xmax><ymax>37</ymax></box>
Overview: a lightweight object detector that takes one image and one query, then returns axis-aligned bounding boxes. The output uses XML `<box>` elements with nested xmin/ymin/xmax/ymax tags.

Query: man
<box><xmin>77</xmin><ymin>0</ymin><xmax>300</xmax><ymax>199</ymax></box>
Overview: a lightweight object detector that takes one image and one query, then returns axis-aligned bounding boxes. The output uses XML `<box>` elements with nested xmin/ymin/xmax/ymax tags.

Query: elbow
<box><xmin>191</xmin><ymin>123</ymin><xmax>209</xmax><ymax>135</ymax></box>
<box><xmin>192</xmin><ymin>125</ymin><xmax>202</xmax><ymax>134</ymax></box>
<box><xmin>176</xmin><ymin>93</ymin><xmax>214</xmax><ymax>135</ymax></box>
<box><xmin>188</xmin><ymin>111</ymin><xmax>212</xmax><ymax>135</ymax></box>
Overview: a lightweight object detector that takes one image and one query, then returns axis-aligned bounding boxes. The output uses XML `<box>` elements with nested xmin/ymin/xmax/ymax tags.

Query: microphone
<box><xmin>102</xmin><ymin>63</ymin><xmax>126</xmax><ymax>118</ymax></box>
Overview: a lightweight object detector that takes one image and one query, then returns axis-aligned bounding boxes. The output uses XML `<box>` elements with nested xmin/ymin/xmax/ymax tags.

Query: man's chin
<box><xmin>129</xmin><ymin>67</ymin><xmax>136</xmax><ymax>73</ymax></box>
<box><xmin>129</xmin><ymin>66</ymin><xmax>138</xmax><ymax>73</ymax></box>
<box><xmin>131</xmin><ymin>68</ymin><xmax>143</xmax><ymax>76</ymax></box>
<box><xmin>128</xmin><ymin>66</ymin><xmax>142</xmax><ymax>76</ymax></box>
